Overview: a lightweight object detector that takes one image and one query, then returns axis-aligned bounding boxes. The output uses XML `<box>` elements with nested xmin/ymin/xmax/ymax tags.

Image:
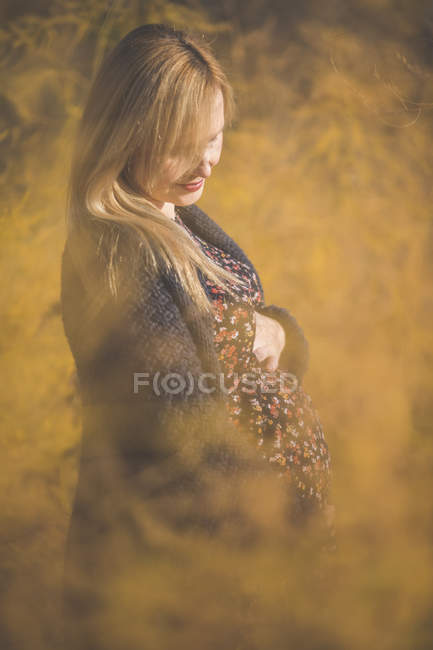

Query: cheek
<box><xmin>157</xmin><ymin>158</ymin><xmax>183</xmax><ymax>187</ymax></box>
<box><xmin>215</xmin><ymin>134</ymin><xmax>224</xmax><ymax>162</ymax></box>
<box><xmin>162</xmin><ymin>158</ymin><xmax>178</xmax><ymax>176</ymax></box>
<box><xmin>214</xmin><ymin>149</ymin><xmax>222</xmax><ymax>166</ymax></box>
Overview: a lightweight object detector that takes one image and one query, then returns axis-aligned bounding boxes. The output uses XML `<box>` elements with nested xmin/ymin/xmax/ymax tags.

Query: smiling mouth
<box><xmin>181</xmin><ymin>179</ymin><xmax>203</xmax><ymax>185</ymax></box>
<box><xmin>179</xmin><ymin>178</ymin><xmax>205</xmax><ymax>190</ymax></box>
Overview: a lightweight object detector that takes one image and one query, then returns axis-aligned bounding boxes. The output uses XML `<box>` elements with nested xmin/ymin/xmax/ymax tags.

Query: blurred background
<box><xmin>1</xmin><ymin>0</ymin><xmax>433</xmax><ymax>648</ymax></box>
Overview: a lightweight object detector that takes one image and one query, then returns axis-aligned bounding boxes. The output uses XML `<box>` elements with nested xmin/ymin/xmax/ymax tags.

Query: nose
<box><xmin>194</xmin><ymin>156</ymin><xmax>212</xmax><ymax>179</ymax></box>
<box><xmin>193</xmin><ymin>143</ymin><xmax>218</xmax><ymax>179</ymax></box>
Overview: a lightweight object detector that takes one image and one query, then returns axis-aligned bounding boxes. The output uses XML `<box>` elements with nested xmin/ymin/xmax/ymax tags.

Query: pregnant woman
<box><xmin>61</xmin><ymin>23</ymin><xmax>335</xmax><ymax>650</ymax></box>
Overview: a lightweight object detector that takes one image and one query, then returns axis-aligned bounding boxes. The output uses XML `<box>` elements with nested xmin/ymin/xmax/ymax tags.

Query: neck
<box><xmin>160</xmin><ymin>202</ymin><xmax>176</xmax><ymax>221</ymax></box>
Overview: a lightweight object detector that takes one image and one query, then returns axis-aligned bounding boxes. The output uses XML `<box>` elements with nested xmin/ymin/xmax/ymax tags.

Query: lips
<box><xmin>180</xmin><ymin>178</ymin><xmax>204</xmax><ymax>192</ymax></box>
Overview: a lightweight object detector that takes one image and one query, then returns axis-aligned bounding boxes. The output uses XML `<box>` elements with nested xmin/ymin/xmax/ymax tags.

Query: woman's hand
<box><xmin>253</xmin><ymin>310</ymin><xmax>286</xmax><ymax>372</ymax></box>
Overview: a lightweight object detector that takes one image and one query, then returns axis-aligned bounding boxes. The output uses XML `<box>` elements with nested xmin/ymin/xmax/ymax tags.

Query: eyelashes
<box><xmin>208</xmin><ymin>130</ymin><xmax>223</xmax><ymax>144</ymax></box>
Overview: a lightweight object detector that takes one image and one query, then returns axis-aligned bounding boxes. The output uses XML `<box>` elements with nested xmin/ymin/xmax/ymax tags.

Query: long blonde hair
<box><xmin>66</xmin><ymin>23</ymin><xmax>248</xmax><ymax>319</ymax></box>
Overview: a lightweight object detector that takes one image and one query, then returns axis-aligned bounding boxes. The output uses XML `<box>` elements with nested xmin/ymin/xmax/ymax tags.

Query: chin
<box><xmin>175</xmin><ymin>188</ymin><xmax>204</xmax><ymax>206</ymax></box>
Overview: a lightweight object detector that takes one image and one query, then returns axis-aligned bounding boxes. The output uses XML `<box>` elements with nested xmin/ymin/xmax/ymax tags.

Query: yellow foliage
<box><xmin>1</xmin><ymin>2</ymin><xmax>433</xmax><ymax>649</ymax></box>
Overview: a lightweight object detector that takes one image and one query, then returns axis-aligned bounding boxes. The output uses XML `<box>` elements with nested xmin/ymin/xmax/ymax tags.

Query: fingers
<box><xmin>253</xmin><ymin>311</ymin><xmax>285</xmax><ymax>356</ymax></box>
<box><xmin>261</xmin><ymin>353</ymin><xmax>278</xmax><ymax>372</ymax></box>
<box><xmin>253</xmin><ymin>346</ymin><xmax>278</xmax><ymax>372</ymax></box>
<box><xmin>253</xmin><ymin>311</ymin><xmax>285</xmax><ymax>371</ymax></box>
<box><xmin>264</xmin><ymin>357</ymin><xmax>278</xmax><ymax>372</ymax></box>
<box><xmin>252</xmin><ymin>345</ymin><xmax>268</xmax><ymax>362</ymax></box>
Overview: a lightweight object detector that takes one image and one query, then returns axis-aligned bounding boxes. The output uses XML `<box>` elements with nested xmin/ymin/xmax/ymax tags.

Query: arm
<box><xmin>60</xmin><ymin>233</ymin><xmax>269</xmax><ymax>531</ymax></box>
<box><xmin>252</xmin><ymin>310</ymin><xmax>286</xmax><ymax>372</ymax></box>
<box><xmin>179</xmin><ymin>207</ymin><xmax>309</xmax><ymax>383</ymax></box>
<box><xmin>254</xmin><ymin>304</ymin><xmax>309</xmax><ymax>384</ymax></box>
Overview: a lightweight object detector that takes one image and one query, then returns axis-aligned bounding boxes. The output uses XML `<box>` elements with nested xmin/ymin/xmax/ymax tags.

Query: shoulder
<box><xmin>60</xmin><ymin>223</ymin><xmax>177</xmax><ymax>352</ymax></box>
<box><xmin>178</xmin><ymin>203</ymin><xmax>243</xmax><ymax>256</ymax></box>
<box><xmin>177</xmin><ymin>203</ymin><xmax>266</xmax><ymax>301</ymax></box>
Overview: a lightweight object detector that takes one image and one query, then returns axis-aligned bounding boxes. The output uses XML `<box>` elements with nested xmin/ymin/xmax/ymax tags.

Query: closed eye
<box><xmin>208</xmin><ymin>127</ymin><xmax>224</xmax><ymax>143</ymax></box>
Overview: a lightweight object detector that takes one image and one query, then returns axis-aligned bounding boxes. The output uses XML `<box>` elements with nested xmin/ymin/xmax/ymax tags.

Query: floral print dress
<box><xmin>174</xmin><ymin>209</ymin><xmax>333</xmax><ymax>525</ymax></box>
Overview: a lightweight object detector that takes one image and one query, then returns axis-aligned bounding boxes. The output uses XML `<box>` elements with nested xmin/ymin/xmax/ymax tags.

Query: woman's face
<box><xmin>137</xmin><ymin>87</ymin><xmax>225</xmax><ymax>216</ymax></box>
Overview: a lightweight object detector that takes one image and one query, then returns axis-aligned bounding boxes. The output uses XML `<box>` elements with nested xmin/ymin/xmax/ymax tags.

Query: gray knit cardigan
<box><xmin>61</xmin><ymin>202</ymin><xmax>309</xmax><ymax>448</ymax></box>
<box><xmin>60</xmin><ymin>202</ymin><xmax>319</xmax><ymax>649</ymax></box>
<box><xmin>62</xmin><ymin>202</ymin><xmax>313</xmax><ymax>563</ymax></box>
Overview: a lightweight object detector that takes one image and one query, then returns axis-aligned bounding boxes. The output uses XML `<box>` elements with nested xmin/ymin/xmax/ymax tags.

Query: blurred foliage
<box><xmin>1</xmin><ymin>0</ymin><xmax>433</xmax><ymax>648</ymax></box>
